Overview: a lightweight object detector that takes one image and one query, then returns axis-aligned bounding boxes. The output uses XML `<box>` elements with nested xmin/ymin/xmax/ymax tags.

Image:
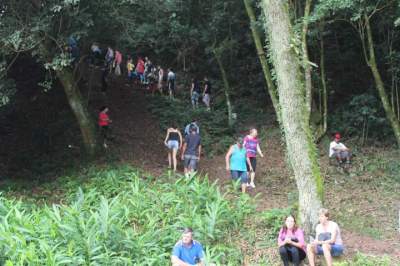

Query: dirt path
<box><xmin>100</xmin><ymin>77</ymin><xmax>399</xmax><ymax>261</ymax></box>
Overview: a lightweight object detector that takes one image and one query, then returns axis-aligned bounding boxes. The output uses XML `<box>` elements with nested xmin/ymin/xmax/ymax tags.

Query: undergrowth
<box><xmin>0</xmin><ymin>166</ymin><xmax>254</xmax><ymax>265</ymax></box>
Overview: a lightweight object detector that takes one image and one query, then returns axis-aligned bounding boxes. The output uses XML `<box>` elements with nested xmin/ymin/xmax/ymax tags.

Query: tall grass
<box><xmin>0</xmin><ymin>166</ymin><xmax>254</xmax><ymax>265</ymax></box>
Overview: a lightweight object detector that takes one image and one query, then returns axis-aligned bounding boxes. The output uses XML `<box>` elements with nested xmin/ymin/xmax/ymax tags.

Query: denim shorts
<box><xmin>231</xmin><ymin>170</ymin><xmax>248</xmax><ymax>184</ymax></box>
<box><xmin>316</xmin><ymin>244</ymin><xmax>344</xmax><ymax>257</ymax></box>
<box><xmin>184</xmin><ymin>154</ymin><xmax>198</xmax><ymax>170</ymax></box>
<box><xmin>166</xmin><ymin>140</ymin><xmax>179</xmax><ymax>150</ymax></box>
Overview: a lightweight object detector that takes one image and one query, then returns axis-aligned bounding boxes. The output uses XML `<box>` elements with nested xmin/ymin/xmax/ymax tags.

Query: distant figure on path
<box><xmin>113</xmin><ymin>50</ymin><xmax>122</xmax><ymax>76</ymax></box>
<box><xmin>307</xmin><ymin>208</ymin><xmax>344</xmax><ymax>266</ymax></box>
<box><xmin>164</xmin><ymin>125</ymin><xmax>183</xmax><ymax>172</ymax></box>
<box><xmin>167</xmin><ymin>68</ymin><xmax>176</xmax><ymax>99</ymax></box>
<box><xmin>184</xmin><ymin>119</ymin><xmax>200</xmax><ymax>136</ymax></box>
<box><xmin>202</xmin><ymin>77</ymin><xmax>211</xmax><ymax>111</ymax></box>
<box><xmin>329</xmin><ymin>133</ymin><xmax>351</xmax><ymax>164</ymax></box>
<box><xmin>225</xmin><ymin>137</ymin><xmax>251</xmax><ymax>193</ymax></box>
<box><xmin>191</xmin><ymin>78</ymin><xmax>201</xmax><ymax>109</ymax></box>
<box><xmin>244</xmin><ymin>128</ymin><xmax>264</xmax><ymax>188</ymax></box>
<box><xmin>98</xmin><ymin>106</ymin><xmax>112</xmax><ymax>148</ymax></box>
<box><xmin>171</xmin><ymin>228</ymin><xmax>205</xmax><ymax>266</ymax></box>
<box><xmin>181</xmin><ymin>126</ymin><xmax>201</xmax><ymax>178</ymax></box>
<box><xmin>278</xmin><ymin>215</ymin><xmax>306</xmax><ymax>266</ymax></box>
<box><xmin>105</xmin><ymin>47</ymin><xmax>114</xmax><ymax>72</ymax></box>
<box><xmin>136</xmin><ymin>57</ymin><xmax>145</xmax><ymax>84</ymax></box>
<box><xmin>157</xmin><ymin>66</ymin><xmax>165</xmax><ymax>94</ymax></box>
<box><xmin>126</xmin><ymin>57</ymin><xmax>135</xmax><ymax>81</ymax></box>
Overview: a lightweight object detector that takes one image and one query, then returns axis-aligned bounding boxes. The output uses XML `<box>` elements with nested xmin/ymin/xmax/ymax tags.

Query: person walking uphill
<box><xmin>225</xmin><ymin>137</ymin><xmax>252</xmax><ymax>193</ymax></box>
<box><xmin>164</xmin><ymin>125</ymin><xmax>183</xmax><ymax>172</ymax></box>
<box><xmin>181</xmin><ymin>126</ymin><xmax>201</xmax><ymax>178</ymax></box>
<box><xmin>98</xmin><ymin>106</ymin><xmax>112</xmax><ymax>148</ymax></box>
<box><xmin>244</xmin><ymin>128</ymin><xmax>264</xmax><ymax>188</ymax></box>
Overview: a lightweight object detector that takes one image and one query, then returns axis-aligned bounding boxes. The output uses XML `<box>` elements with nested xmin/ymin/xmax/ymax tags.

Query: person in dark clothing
<box><xmin>181</xmin><ymin>126</ymin><xmax>201</xmax><ymax>177</ymax></box>
<box><xmin>202</xmin><ymin>77</ymin><xmax>211</xmax><ymax>111</ymax></box>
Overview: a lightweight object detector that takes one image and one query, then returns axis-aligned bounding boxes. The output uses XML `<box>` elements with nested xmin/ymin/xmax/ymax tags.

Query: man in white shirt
<box><xmin>329</xmin><ymin>133</ymin><xmax>350</xmax><ymax>164</ymax></box>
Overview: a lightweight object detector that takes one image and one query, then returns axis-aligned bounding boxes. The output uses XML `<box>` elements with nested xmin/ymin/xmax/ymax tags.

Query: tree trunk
<box><xmin>213</xmin><ymin>49</ymin><xmax>234</xmax><ymax>128</ymax></box>
<box><xmin>302</xmin><ymin>0</ymin><xmax>313</xmax><ymax>123</ymax></box>
<box><xmin>261</xmin><ymin>0</ymin><xmax>323</xmax><ymax>234</ymax></box>
<box><xmin>243</xmin><ymin>0</ymin><xmax>281</xmax><ymax>123</ymax></box>
<box><xmin>320</xmin><ymin>22</ymin><xmax>328</xmax><ymax>135</ymax></box>
<box><xmin>364</xmin><ymin>14</ymin><xmax>400</xmax><ymax>147</ymax></box>
<box><xmin>57</xmin><ymin>69</ymin><xmax>98</xmax><ymax>155</ymax></box>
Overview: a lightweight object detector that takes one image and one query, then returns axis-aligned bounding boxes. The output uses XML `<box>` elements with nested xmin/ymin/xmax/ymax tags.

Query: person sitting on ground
<box><xmin>191</xmin><ymin>78</ymin><xmax>201</xmax><ymax>109</ymax></box>
<box><xmin>329</xmin><ymin>133</ymin><xmax>351</xmax><ymax>164</ymax></box>
<box><xmin>184</xmin><ymin>119</ymin><xmax>200</xmax><ymax>137</ymax></box>
<box><xmin>164</xmin><ymin>124</ymin><xmax>183</xmax><ymax>172</ymax></box>
<box><xmin>243</xmin><ymin>128</ymin><xmax>264</xmax><ymax>188</ymax></box>
<box><xmin>181</xmin><ymin>126</ymin><xmax>201</xmax><ymax>178</ymax></box>
<box><xmin>98</xmin><ymin>106</ymin><xmax>112</xmax><ymax>148</ymax></box>
<box><xmin>307</xmin><ymin>208</ymin><xmax>344</xmax><ymax>266</ymax></box>
<box><xmin>171</xmin><ymin>228</ymin><xmax>205</xmax><ymax>266</ymax></box>
<box><xmin>225</xmin><ymin>137</ymin><xmax>251</xmax><ymax>193</ymax></box>
<box><xmin>278</xmin><ymin>215</ymin><xmax>306</xmax><ymax>266</ymax></box>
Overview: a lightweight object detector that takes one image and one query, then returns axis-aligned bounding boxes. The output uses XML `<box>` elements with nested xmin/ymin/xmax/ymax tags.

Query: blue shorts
<box><xmin>316</xmin><ymin>244</ymin><xmax>344</xmax><ymax>257</ymax></box>
<box><xmin>166</xmin><ymin>140</ymin><xmax>179</xmax><ymax>150</ymax></box>
<box><xmin>231</xmin><ymin>170</ymin><xmax>248</xmax><ymax>184</ymax></box>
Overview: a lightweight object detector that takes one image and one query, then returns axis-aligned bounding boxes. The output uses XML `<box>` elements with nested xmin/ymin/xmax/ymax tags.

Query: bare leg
<box><xmin>322</xmin><ymin>243</ymin><xmax>333</xmax><ymax>266</ymax></box>
<box><xmin>172</xmin><ymin>149</ymin><xmax>178</xmax><ymax>171</ymax></box>
<box><xmin>168</xmin><ymin>152</ymin><xmax>172</xmax><ymax>168</ymax></box>
<box><xmin>307</xmin><ymin>244</ymin><xmax>316</xmax><ymax>266</ymax></box>
<box><xmin>241</xmin><ymin>183</ymin><xmax>246</xmax><ymax>193</ymax></box>
<box><xmin>250</xmin><ymin>171</ymin><xmax>255</xmax><ymax>184</ymax></box>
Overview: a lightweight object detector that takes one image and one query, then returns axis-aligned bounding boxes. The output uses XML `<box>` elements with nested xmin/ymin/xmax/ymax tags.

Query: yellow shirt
<box><xmin>127</xmin><ymin>62</ymin><xmax>134</xmax><ymax>71</ymax></box>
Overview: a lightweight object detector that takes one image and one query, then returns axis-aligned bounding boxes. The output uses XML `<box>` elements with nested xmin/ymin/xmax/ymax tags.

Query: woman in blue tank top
<box><xmin>225</xmin><ymin>137</ymin><xmax>252</xmax><ymax>193</ymax></box>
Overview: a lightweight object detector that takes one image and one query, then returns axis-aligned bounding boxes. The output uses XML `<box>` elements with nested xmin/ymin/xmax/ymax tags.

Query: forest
<box><xmin>0</xmin><ymin>0</ymin><xmax>399</xmax><ymax>265</ymax></box>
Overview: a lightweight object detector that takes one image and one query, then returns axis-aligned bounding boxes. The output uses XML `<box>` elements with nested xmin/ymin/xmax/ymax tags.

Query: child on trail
<box><xmin>135</xmin><ymin>57</ymin><xmax>145</xmax><ymax>84</ymax></box>
<box><xmin>98</xmin><ymin>106</ymin><xmax>112</xmax><ymax>148</ymax></box>
<box><xmin>167</xmin><ymin>68</ymin><xmax>176</xmax><ymax>99</ymax></box>
<box><xmin>164</xmin><ymin>125</ymin><xmax>183</xmax><ymax>172</ymax></box>
<box><xmin>329</xmin><ymin>133</ymin><xmax>351</xmax><ymax>164</ymax></box>
<box><xmin>244</xmin><ymin>128</ymin><xmax>264</xmax><ymax>188</ymax></box>
<box><xmin>181</xmin><ymin>126</ymin><xmax>201</xmax><ymax>178</ymax></box>
<box><xmin>203</xmin><ymin>77</ymin><xmax>211</xmax><ymax>111</ymax></box>
<box><xmin>184</xmin><ymin>119</ymin><xmax>200</xmax><ymax>136</ymax></box>
<box><xmin>171</xmin><ymin>228</ymin><xmax>205</xmax><ymax>266</ymax></box>
<box><xmin>307</xmin><ymin>209</ymin><xmax>344</xmax><ymax>266</ymax></box>
<box><xmin>126</xmin><ymin>57</ymin><xmax>135</xmax><ymax>81</ymax></box>
<box><xmin>190</xmin><ymin>78</ymin><xmax>201</xmax><ymax>109</ymax></box>
<box><xmin>278</xmin><ymin>215</ymin><xmax>307</xmax><ymax>266</ymax></box>
<box><xmin>225</xmin><ymin>137</ymin><xmax>251</xmax><ymax>193</ymax></box>
<box><xmin>113</xmin><ymin>50</ymin><xmax>122</xmax><ymax>76</ymax></box>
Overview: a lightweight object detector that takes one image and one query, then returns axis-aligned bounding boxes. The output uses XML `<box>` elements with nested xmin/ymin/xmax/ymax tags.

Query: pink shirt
<box><xmin>278</xmin><ymin>227</ymin><xmax>306</xmax><ymax>251</ymax></box>
<box><xmin>115</xmin><ymin>51</ymin><xmax>122</xmax><ymax>65</ymax></box>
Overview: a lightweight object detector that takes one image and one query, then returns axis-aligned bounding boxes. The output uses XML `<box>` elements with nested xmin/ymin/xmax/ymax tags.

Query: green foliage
<box><xmin>329</xmin><ymin>93</ymin><xmax>392</xmax><ymax>141</ymax></box>
<box><xmin>259</xmin><ymin>208</ymin><xmax>291</xmax><ymax>240</ymax></box>
<box><xmin>0</xmin><ymin>166</ymin><xmax>254</xmax><ymax>265</ymax></box>
<box><xmin>335</xmin><ymin>252</ymin><xmax>392</xmax><ymax>266</ymax></box>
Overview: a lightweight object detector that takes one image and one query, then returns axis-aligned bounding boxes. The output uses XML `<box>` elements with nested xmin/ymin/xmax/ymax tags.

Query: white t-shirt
<box><xmin>329</xmin><ymin>141</ymin><xmax>347</xmax><ymax>157</ymax></box>
<box><xmin>316</xmin><ymin>221</ymin><xmax>343</xmax><ymax>245</ymax></box>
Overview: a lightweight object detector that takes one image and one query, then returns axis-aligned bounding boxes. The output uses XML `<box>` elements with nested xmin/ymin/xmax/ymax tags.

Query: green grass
<box><xmin>0</xmin><ymin>166</ymin><xmax>255</xmax><ymax>265</ymax></box>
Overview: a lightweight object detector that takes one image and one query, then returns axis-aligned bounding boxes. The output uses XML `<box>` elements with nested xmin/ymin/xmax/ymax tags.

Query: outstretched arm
<box><xmin>181</xmin><ymin>143</ymin><xmax>187</xmax><ymax>160</ymax></box>
<box><xmin>178</xmin><ymin>131</ymin><xmax>183</xmax><ymax>149</ymax></box>
<box><xmin>257</xmin><ymin>143</ymin><xmax>264</xmax><ymax>158</ymax></box>
<box><xmin>164</xmin><ymin>129</ymin><xmax>170</xmax><ymax>145</ymax></box>
<box><xmin>225</xmin><ymin>145</ymin><xmax>234</xmax><ymax>171</ymax></box>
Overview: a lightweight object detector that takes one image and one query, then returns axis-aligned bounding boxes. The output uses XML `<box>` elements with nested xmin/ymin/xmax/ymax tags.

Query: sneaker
<box><xmin>246</xmin><ymin>183</ymin><xmax>251</xmax><ymax>187</ymax></box>
<box><xmin>250</xmin><ymin>182</ymin><xmax>256</xmax><ymax>188</ymax></box>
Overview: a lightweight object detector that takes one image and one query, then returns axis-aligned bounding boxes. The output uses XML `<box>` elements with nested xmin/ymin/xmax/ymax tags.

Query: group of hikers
<box><xmin>172</xmin><ymin>208</ymin><xmax>344</xmax><ymax>266</ymax></box>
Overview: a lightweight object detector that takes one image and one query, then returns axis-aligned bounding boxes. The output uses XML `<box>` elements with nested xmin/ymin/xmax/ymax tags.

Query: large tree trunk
<box><xmin>364</xmin><ymin>14</ymin><xmax>400</xmax><ymax>147</ymax></box>
<box><xmin>320</xmin><ymin>23</ymin><xmax>328</xmax><ymax>135</ymax></box>
<box><xmin>213</xmin><ymin>49</ymin><xmax>234</xmax><ymax>128</ymax></box>
<box><xmin>243</xmin><ymin>0</ymin><xmax>281</xmax><ymax>123</ymax></box>
<box><xmin>57</xmin><ymin>69</ymin><xmax>98</xmax><ymax>155</ymax></box>
<box><xmin>261</xmin><ymin>0</ymin><xmax>323</xmax><ymax>234</ymax></box>
<box><xmin>302</xmin><ymin>0</ymin><xmax>313</xmax><ymax>123</ymax></box>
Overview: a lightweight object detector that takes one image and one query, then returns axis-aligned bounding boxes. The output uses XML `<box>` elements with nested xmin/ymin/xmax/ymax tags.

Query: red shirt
<box><xmin>98</xmin><ymin>112</ymin><xmax>109</xmax><ymax>126</ymax></box>
<box><xmin>136</xmin><ymin>59</ymin><xmax>145</xmax><ymax>73</ymax></box>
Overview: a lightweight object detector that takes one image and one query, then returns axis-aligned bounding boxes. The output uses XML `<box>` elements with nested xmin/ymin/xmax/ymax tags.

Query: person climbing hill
<box><xmin>164</xmin><ymin>125</ymin><xmax>183</xmax><ymax>172</ymax></box>
<box><xmin>244</xmin><ymin>127</ymin><xmax>264</xmax><ymax>188</ymax></box>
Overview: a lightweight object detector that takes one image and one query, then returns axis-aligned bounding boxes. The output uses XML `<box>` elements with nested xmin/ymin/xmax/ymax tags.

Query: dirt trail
<box><xmin>101</xmin><ymin>76</ymin><xmax>399</xmax><ymax>260</ymax></box>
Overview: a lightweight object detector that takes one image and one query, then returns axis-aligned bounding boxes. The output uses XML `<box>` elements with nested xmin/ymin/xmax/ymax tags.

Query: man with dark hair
<box><xmin>171</xmin><ymin>228</ymin><xmax>204</xmax><ymax>266</ymax></box>
<box><xmin>181</xmin><ymin>126</ymin><xmax>201</xmax><ymax>178</ymax></box>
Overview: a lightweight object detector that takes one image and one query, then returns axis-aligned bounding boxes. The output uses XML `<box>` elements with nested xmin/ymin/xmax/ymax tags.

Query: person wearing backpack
<box><xmin>184</xmin><ymin>119</ymin><xmax>199</xmax><ymax>136</ymax></box>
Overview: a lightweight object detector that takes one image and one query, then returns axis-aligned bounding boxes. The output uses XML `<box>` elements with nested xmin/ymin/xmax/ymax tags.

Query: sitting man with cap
<box><xmin>329</xmin><ymin>133</ymin><xmax>351</xmax><ymax>164</ymax></box>
<box><xmin>171</xmin><ymin>228</ymin><xmax>205</xmax><ymax>266</ymax></box>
